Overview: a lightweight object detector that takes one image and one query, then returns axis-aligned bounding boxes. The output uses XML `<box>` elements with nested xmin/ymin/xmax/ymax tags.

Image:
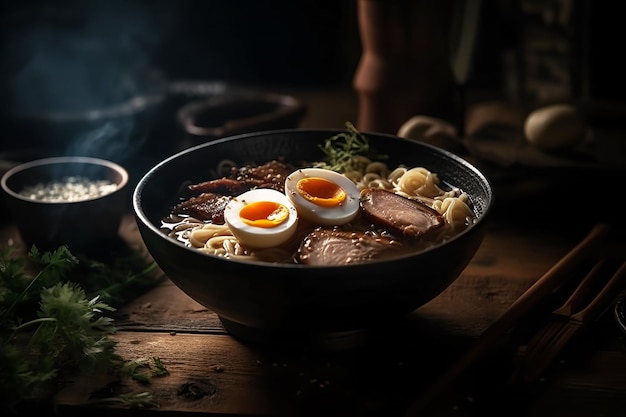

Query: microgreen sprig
<box><xmin>314</xmin><ymin>122</ymin><xmax>387</xmax><ymax>173</ymax></box>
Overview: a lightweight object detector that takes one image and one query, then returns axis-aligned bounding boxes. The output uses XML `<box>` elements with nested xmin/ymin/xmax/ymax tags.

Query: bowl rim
<box><xmin>1</xmin><ymin>156</ymin><xmax>129</xmax><ymax>204</ymax></box>
<box><xmin>133</xmin><ymin>128</ymin><xmax>495</xmax><ymax>269</ymax></box>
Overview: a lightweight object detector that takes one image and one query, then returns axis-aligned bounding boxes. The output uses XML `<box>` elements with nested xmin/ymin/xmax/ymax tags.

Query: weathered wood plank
<box><xmin>114</xmin><ymin>279</ymin><xmax>226</xmax><ymax>333</ymax></box>
<box><xmin>55</xmin><ymin>332</ymin><xmax>275</xmax><ymax>415</ymax></box>
<box><xmin>53</xmin><ymin>330</ymin><xmax>449</xmax><ymax>417</ymax></box>
<box><xmin>53</xmin><ymin>327</ymin><xmax>626</xmax><ymax>417</ymax></box>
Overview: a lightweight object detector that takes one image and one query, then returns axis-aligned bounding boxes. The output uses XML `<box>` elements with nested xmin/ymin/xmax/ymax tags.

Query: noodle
<box><xmin>395</xmin><ymin>167</ymin><xmax>444</xmax><ymax>198</ymax></box>
<box><xmin>364</xmin><ymin>161</ymin><xmax>389</xmax><ymax>177</ymax></box>
<box><xmin>436</xmin><ymin>196</ymin><xmax>474</xmax><ymax>232</ymax></box>
<box><xmin>387</xmin><ymin>167</ymin><xmax>407</xmax><ymax>184</ymax></box>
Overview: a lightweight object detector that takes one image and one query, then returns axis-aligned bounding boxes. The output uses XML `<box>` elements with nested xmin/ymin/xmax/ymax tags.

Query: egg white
<box><xmin>224</xmin><ymin>188</ymin><xmax>298</xmax><ymax>248</ymax></box>
<box><xmin>284</xmin><ymin>168</ymin><xmax>360</xmax><ymax>226</ymax></box>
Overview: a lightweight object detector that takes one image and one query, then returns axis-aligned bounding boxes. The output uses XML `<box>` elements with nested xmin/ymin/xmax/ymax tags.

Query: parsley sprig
<box><xmin>314</xmin><ymin>122</ymin><xmax>387</xmax><ymax>173</ymax></box>
<box><xmin>123</xmin><ymin>356</ymin><xmax>170</xmax><ymax>384</ymax></box>
<box><xmin>0</xmin><ymin>245</ymin><xmax>162</xmax><ymax>414</ymax></box>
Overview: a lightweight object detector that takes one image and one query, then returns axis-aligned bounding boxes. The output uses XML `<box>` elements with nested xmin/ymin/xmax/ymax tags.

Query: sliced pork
<box><xmin>172</xmin><ymin>192</ymin><xmax>232</xmax><ymax>223</ymax></box>
<box><xmin>297</xmin><ymin>228</ymin><xmax>403</xmax><ymax>265</ymax></box>
<box><xmin>188</xmin><ymin>160</ymin><xmax>291</xmax><ymax>194</ymax></box>
<box><xmin>359</xmin><ymin>188</ymin><xmax>444</xmax><ymax>239</ymax></box>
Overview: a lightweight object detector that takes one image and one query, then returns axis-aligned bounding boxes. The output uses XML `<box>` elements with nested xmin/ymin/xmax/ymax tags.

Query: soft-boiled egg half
<box><xmin>284</xmin><ymin>168</ymin><xmax>360</xmax><ymax>225</ymax></box>
<box><xmin>224</xmin><ymin>188</ymin><xmax>298</xmax><ymax>248</ymax></box>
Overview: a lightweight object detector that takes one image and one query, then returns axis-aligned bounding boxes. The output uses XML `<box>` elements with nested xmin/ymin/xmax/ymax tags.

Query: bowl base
<box><xmin>219</xmin><ymin>317</ymin><xmax>383</xmax><ymax>351</ymax></box>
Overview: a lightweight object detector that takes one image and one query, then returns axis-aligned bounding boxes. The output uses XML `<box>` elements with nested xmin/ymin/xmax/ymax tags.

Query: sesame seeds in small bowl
<box><xmin>1</xmin><ymin>156</ymin><xmax>129</xmax><ymax>252</ymax></box>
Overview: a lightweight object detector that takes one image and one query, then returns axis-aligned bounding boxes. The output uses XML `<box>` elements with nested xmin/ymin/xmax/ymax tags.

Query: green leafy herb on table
<box><xmin>0</xmin><ymin>245</ymin><xmax>163</xmax><ymax>413</ymax></box>
<box><xmin>122</xmin><ymin>356</ymin><xmax>170</xmax><ymax>384</ymax></box>
<box><xmin>84</xmin><ymin>391</ymin><xmax>159</xmax><ymax>409</ymax></box>
<box><xmin>314</xmin><ymin>122</ymin><xmax>388</xmax><ymax>173</ymax></box>
<box><xmin>72</xmin><ymin>252</ymin><xmax>160</xmax><ymax>305</ymax></box>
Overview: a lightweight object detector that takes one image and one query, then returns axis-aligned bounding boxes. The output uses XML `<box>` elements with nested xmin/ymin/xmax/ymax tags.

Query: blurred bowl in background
<box><xmin>1</xmin><ymin>156</ymin><xmax>129</xmax><ymax>252</ymax></box>
<box><xmin>177</xmin><ymin>90</ymin><xmax>307</xmax><ymax>146</ymax></box>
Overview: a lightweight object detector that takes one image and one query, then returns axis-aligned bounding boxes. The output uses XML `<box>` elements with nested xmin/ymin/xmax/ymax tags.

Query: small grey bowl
<box><xmin>1</xmin><ymin>156</ymin><xmax>129</xmax><ymax>252</ymax></box>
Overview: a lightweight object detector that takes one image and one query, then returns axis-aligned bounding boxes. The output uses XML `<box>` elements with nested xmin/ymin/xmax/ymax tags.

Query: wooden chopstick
<box><xmin>574</xmin><ymin>260</ymin><xmax>626</xmax><ymax>322</ymax></box>
<box><xmin>552</xmin><ymin>258</ymin><xmax>610</xmax><ymax>317</ymax></box>
<box><xmin>517</xmin><ymin>259</ymin><xmax>626</xmax><ymax>383</ymax></box>
<box><xmin>403</xmin><ymin>222</ymin><xmax>611</xmax><ymax>417</ymax></box>
<box><xmin>509</xmin><ymin>257</ymin><xmax>610</xmax><ymax>383</ymax></box>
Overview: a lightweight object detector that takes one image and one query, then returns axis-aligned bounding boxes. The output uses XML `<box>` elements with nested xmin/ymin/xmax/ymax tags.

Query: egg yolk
<box><xmin>296</xmin><ymin>177</ymin><xmax>346</xmax><ymax>208</ymax></box>
<box><xmin>239</xmin><ymin>201</ymin><xmax>290</xmax><ymax>228</ymax></box>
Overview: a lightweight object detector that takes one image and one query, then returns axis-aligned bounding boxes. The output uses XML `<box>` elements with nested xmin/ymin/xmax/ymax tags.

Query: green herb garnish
<box><xmin>122</xmin><ymin>356</ymin><xmax>170</xmax><ymax>384</ymax></box>
<box><xmin>0</xmin><ymin>245</ymin><xmax>163</xmax><ymax>413</ymax></box>
<box><xmin>0</xmin><ymin>247</ymin><xmax>118</xmax><ymax>411</ymax></box>
<box><xmin>314</xmin><ymin>122</ymin><xmax>387</xmax><ymax>173</ymax></box>
<box><xmin>86</xmin><ymin>391</ymin><xmax>158</xmax><ymax>408</ymax></box>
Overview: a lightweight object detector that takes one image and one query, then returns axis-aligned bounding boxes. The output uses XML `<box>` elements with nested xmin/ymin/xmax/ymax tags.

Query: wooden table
<box><xmin>3</xmin><ymin>205</ymin><xmax>625</xmax><ymax>416</ymax></box>
<box><xmin>2</xmin><ymin>89</ymin><xmax>626</xmax><ymax>416</ymax></box>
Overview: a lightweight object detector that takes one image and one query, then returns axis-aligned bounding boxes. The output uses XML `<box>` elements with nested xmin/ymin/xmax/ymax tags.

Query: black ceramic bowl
<box><xmin>133</xmin><ymin>129</ymin><xmax>494</xmax><ymax>349</ymax></box>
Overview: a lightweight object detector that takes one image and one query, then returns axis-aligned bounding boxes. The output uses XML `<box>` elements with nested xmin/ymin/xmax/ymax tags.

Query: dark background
<box><xmin>0</xmin><ymin>0</ymin><xmax>360</xmax><ymax>115</ymax></box>
<box><xmin>0</xmin><ymin>0</ymin><xmax>621</xmax><ymax>115</ymax></box>
<box><xmin>0</xmin><ymin>0</ymin><xmax>623</xmax><ymax>152</ymax></box>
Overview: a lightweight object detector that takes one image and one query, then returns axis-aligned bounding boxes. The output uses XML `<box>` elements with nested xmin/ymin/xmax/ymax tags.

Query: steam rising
<box><xmin>1</xmin><ymin>0</ymin><xmax>173</xmax><ymax>162</ymax></box>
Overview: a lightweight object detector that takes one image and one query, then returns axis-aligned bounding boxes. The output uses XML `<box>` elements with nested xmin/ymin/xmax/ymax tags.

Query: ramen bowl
<box><xmin>1</xmin><ymin>156</ymin><xmax>129</xmax><ymax>253</ymax></box>
<box><xmin>133</xmin><ymin>129</ymin><xmax>494</xmax><ymax>349</ymax></box>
